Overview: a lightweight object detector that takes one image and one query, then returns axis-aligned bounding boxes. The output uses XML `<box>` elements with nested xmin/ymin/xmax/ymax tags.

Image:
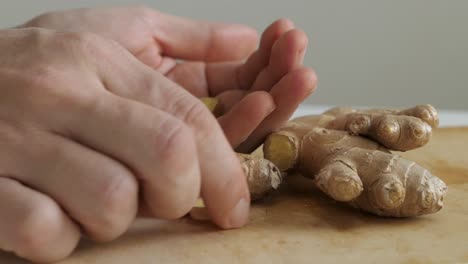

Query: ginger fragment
<box><xmin>189</xmin><ymin>199</ymin><xmax>210</xmax><ymax>221</ymax></box>
<box><xmin>200</xmin><ymin>97</ymin><xmax>222</xmax><ymax>117</ymax></box>
<box><xmin>237</xmin><ymin>153</ymin><xmax>283</xmax><ymax>201</ymax></box>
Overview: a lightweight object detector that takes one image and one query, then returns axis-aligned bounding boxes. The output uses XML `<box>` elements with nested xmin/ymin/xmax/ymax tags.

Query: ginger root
<box><xmin>264</xmin><ymin>105</ymin><xmax>447</xmax><ymax>217</ymax></box>
<box><xmin>200</xmin><ymin>97</ymin><xmax>447</xmax><ymax>217</ymax></box>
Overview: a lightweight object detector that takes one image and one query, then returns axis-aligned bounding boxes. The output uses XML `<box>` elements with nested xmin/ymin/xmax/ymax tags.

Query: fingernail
<box><xmin>226</xmin><ymin>198</ymin><xmax>249</xmax><ymax>229</ymax></box>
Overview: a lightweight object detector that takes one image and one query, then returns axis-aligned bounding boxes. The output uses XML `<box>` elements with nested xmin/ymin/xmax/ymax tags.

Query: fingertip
<box><xmin>243</xmin><ymin>91</ymin><xmax>276</xmax><ymax>116</ymax></box>
<box><xmin>270</xmin><ymin>18</ymin><xmax>295</xmax><ymax>33</ymax></box>
<box><xmin>260</xmin><ymin>18</ymin><xmax>295</xmax><ymax>50</ymax></box>
<box><xmin>290</xmin><ymin>29</ymin><xmax>309</xmax><ymax>53</ymax></box>
<box><xmin>200</xmin><ymin>146</ymin><xmax>251</xmax><ymax>229</ymax></box>
<box><xmin>208</xmin><ymin>176</ymin><xmax>251</xmax><ymax>229</ymax></box>
<box><xmin>300</xmin><ymin>67</ymin><xmax>319</xmax><ymax>94</ymax></box>
<box><xmin>278</xmin><ymin>18</ymin><xmax>295</xmax><ymax>26</ymax></box>
<box><xmin>263</xmin><ymin>29</ymin><xmax>309</xmax><ymax>81</ymax></box>
<box><xmin>285</xmin><ymin>67</ymin><xmax>318</xmax><ymax>99</ymax></box>
<box><xmin>274</xmin><ymin>29</ymin><xmax>309</xmax><ymax>60</ymax></box>
<box><xmin>217</xmin><ymin>197</ymin><xmax>250</xmax><ymax>229</ymax></box>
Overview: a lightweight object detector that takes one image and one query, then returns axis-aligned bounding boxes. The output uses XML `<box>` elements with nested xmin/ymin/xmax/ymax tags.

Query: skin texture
<box><xmin>263</xmin><ymin>105</ymin><xmax>447</xmax><ymax>217</ymax></box>
<box><xmin>0</xmin><ymin>7</ymin><xmax>317</xmax><ymax>263</ymax></box>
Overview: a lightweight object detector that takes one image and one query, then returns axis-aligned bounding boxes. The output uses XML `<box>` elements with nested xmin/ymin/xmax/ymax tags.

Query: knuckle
<box><xmin>302</xmin><ymin>68</ymin><xmax>318</xmax><ymax>88</ymax></box>
<box><xmin>156</xmin><ymin>118</ymin><xmax>193</xmax><ymax>162</ymax></box>
<box><xmin>59</xmin><ymin>31</ymin><xmax>115</xmax><ymax>61</ymax></box>
<box><xmin>13</xmin><ymin>201</ymin><xmax>65</xmax><ymax>257</ymax></box>
<box><xmin>70</xmin><ymin>90</ymin><xmax>105</xmax><ymax>119</ymax></box>
<box><xmin>171</xmin><ymin>95</ymin><xmax>217</xmax><ymax>144</ymax></box>
<box><xmin>92</xmin><ymin>171</ymin><xmax>138</xmax><ymax>241</ymax></box>
<box><xmin>308</xmin><ymin>68</ymin><xmax>318</xmax><ymax>83</ymax></box>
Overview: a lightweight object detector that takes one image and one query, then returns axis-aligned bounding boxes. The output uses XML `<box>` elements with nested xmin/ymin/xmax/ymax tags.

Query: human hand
<box><xmin>22</xmin><ymin>6</ymin><xmax>318</xmax><ymax>152</ymax></box>
<box><xmin>0</xmin><ymin>28</ymin><xmax>249</xmax><ymax>262</ymax></box>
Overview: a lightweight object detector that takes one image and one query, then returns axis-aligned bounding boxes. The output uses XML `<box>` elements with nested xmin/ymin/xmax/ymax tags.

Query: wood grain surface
<box><xmin>1</xmin><ymin>127</ymin><xmax>467</xmax><ymax>264</ymax></box>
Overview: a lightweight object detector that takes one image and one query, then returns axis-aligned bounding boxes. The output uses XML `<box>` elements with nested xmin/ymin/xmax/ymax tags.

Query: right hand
<box><xmin>21</xmin><ymin>6</ymin><xmax>317</xmax><ymax>153</ymax></box>
<box><xmin>0</xmin><ymin>28</ymin><xmax>250</xmax><ymax>262</ymax></box>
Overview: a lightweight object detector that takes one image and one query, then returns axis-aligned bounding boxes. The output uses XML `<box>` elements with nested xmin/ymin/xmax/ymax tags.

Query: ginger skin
<box><xmin>237</xmin><ymin>153</ymin><xmax>282</xmax><ymax>201</ymax></box>
<box><xmin>263</xmin><ymin>105</ymin><xmax>447</xmax><ymax>217</ymax></box>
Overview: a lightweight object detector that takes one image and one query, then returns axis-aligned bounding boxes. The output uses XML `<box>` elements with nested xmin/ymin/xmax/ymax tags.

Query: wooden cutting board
<box><xmin>1</xmin><ymin>127</ymin><xmax>467</xmax><ymax>264</ymax></box>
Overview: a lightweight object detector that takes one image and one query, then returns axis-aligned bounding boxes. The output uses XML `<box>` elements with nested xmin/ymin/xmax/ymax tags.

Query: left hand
<box><xmin>22</xmin><ymin>6</ymin><xmax>318</xmax><ymax>152</ymax></box>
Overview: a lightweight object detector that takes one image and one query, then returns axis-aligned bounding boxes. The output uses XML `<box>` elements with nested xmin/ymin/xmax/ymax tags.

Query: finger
<box><xmin>174</xmin><ymin>19</ymin><xmax>295</xmax><ymax>97</ymax></box>
<box><xmin>154</xmin><ymin>11</ymin><xmax>258</xmax><ymax>61</ymax></box>
<box><xmin>0</xmin><ymin>177</ymin><xmax>80</xmax><ymax>263</ymax></box>
<box><xmin>134</xmin><ymin>44</ymin><xmax>164</xmax><ymax>70</ymax></box>
<box><xmin>203</xmin><ymin>19</ymin><xmax>295</xmax><ymax>95</ymax></box>
<box><xmin>50</xmin><ymin>91</ymin><xmax>203</xmax><ymax>221</ymax></box>
<box><xmin>154</xmin><ymin>88</ymin><xmax>250</xmax><ymax>229</ymax></box>
<box><xmin>236</xmin><ymin>19</ymin><xmax>295</xmax><ymax>91</ymax></box>
<box><xmin>216</xmin><ymin>89</ymin><xmax>248</xmax><ymax>112</ymax></box>
<box><xmin>135</xmin><ymin>44</ymin><xmax>177</xmax><ymax>73</ymax></box>
<box><xmin>166</xmin><ymin>62</ymin><xmax>210</xmax><ymax>97</ymax></box>
<box><xmin>218</xmin><ymin>91</ymin><xmax>275</xmax><ymax>147</ymax></box>
<box><xmin>9</xmin><ymin>130</ymin><xmax>138</xmax><ymax>241</ymax></box>
<box><xmin>314</xmin><ymin>161</ymin><xmax>363</xmax><ymax>202</ymax></box>
<box><xmin>237</xmin><ymin>67</ymin><xmax>317</xmax><ymax>153</ymax></box>
<box><xmin>250</xmin><ymin>29</ymin><xmax>308</xmax><ymax>92</ymax></box>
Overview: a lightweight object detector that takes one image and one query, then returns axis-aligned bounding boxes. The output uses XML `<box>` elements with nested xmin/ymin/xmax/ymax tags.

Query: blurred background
<box><xmin>1</xmin><ymin>0</ymin><xmax>466</xmax><ymax>110</ymax></box>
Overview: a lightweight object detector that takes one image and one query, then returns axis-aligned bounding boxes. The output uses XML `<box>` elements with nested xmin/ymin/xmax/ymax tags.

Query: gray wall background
<box><xmin>1</xmin><ymin>1</ymin><xmax>467</xmax><ymax>110</ymax></box>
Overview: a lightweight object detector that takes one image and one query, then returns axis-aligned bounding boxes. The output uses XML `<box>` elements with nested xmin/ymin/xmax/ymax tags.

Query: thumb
<box><xmin>152</xmin><ymin>11</ymin><xmax>258</xmax><ymax>61</ymax></box>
